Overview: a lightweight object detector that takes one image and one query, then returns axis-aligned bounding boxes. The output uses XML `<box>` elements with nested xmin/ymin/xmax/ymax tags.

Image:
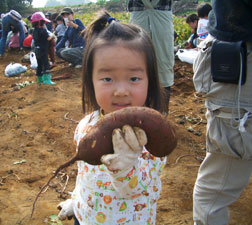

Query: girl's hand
<box><xmin>57</xmin><ymin>199</ymin><xmax>74</xmax><ymax>220</ymax></box>
<box><xmin>101</xmin><ymin>125</ymin><xmax>147</xmax><ymax>172</ymax></box>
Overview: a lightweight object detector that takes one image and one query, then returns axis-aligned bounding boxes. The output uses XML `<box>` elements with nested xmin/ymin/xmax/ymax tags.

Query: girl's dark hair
<box><xmin>32</xmin><ymin>20</ymin><xmax>45</xmax><ymax>28</ymax></box>
<box><xmin>186</xmin><ymin>14</ymin><xmax>199</xmax><ymax>24</ymax></box>
<box><xmin>56</xmin><ymin>15</ymin><xmax>65</xmax><ymax>26</ymax></box>
<box><xmin>56</xmin><ymin>15</ymin><xmax>64</xmax><ymax>22</ymax></box>
<box><xmin>197</xmin><ymin>3</ymin><xmax>212</xmax><ymax>18</ymax></box>
<box><xmin>82</xmin><ymin>10</ymin><xmax>167</xmax><ymax>114</ymax></box>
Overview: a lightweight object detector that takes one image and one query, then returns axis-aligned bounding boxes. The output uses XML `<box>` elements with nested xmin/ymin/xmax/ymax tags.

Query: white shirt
<box><xmin>72</xmin><ymin>110</ymin><xmax>166</xmax><ymax>224</ymax></box>
<box><xmin>197</xmin><ymin>18</ymin><xmax>209</xmax><ymax>39</ymax></box>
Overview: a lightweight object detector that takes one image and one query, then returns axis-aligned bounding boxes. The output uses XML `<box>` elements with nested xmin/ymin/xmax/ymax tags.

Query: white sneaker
<box><xmin>75</xmin><ymin>65</ymin><xmax>82</xmax><ymax>69</ymax></box>
<box><xmin>68</xmin><ymin>63</ymin><xmax>74</xmax><ymax>67</ymax></box>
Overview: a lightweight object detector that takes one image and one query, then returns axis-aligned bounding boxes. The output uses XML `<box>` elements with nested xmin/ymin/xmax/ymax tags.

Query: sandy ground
<box><xmin>0</xmin><ymin>49</ymin><xmax>251</xmax><ymax>225</ymax></box>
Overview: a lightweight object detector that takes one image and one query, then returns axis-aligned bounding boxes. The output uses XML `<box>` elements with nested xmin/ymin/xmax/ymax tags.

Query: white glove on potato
<box><xmin>101</xmin><ymin>125</ymin><xmax>147</xmax><ymax>171</ymax></box>
<box><xmin>57</xmin><ymin>199</ymin><xmax>74</xmax><ymax>220</ymax></box>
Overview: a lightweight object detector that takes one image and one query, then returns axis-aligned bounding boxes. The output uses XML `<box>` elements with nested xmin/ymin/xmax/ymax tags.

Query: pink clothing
<box><xmin>9</xmin><ymin>32</ymin><xmax>20</xmax><ymax>48</ymax></box>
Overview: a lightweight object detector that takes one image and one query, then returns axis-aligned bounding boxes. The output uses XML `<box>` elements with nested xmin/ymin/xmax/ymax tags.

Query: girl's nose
<box><xmin>113</xmin><ymin>83</ymin><xmax>129</xmax><ymax>96</ymax></box>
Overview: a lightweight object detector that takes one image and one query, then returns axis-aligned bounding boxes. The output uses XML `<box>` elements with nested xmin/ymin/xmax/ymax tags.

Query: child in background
<box><xmin>23</xmin><ymin>29</ymin><xmax>33</xmax><ymax>50</ymax></box>
<box><xmin>8</xmin><ymin>27</ymin><xmax>20</xmax><ymax>49</ymax></box>
<box><xmin>185</xmin><ymin>14</ymin><xmax>199</xmax><ymax>49</ymax></box>
<box><xmin>56</xmin><ymin>10</ymin><xmax>168</xmax><ymax>225</ymax></box>
<box><xmin>54</xmin><ymin>15</ymin><xmax>67</xmax><ymax>45</ymax></box>
<box><xmin>196</xmin><ymin>3</ymin><xmax>212</xmax><ymax>40</ymax></box>
<box><xmin>31</xmin><ymin>12</ymin><xmax>55</xmax><ymax>85</ymax></box>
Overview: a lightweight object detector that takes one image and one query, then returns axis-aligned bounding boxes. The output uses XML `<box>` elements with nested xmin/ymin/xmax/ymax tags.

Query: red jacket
<box><xmin>23</xmin><ymin>34</ymin><xmax>32</xmax><ymax>47</ymax></box>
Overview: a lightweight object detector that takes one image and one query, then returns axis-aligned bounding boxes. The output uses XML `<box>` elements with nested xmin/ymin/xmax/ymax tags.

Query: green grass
<box><xmin>26</xmin><ymin>6</ymin><xmax>193</xmax><ymax>49</ymax></box>
<box><xmin>75</xmin><ymin>11</ymin><xmax>191</xmax><ymax>48</ymax></box>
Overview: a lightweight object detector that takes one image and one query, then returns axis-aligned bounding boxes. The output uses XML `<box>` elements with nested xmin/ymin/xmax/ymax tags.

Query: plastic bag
<box><xmin>30</xmin><ymin>52</ymin><xmax>38</xmax><ymax>69</ymax></box>
<box><xmin>176</xmin><ymin>49</ymin><xmax>199</xmax><ymax>64</ymax></box>
<box><xmin>4</xmin><ymin>63</ymin><xmax>27</xmax><ymax>77</ymax></box>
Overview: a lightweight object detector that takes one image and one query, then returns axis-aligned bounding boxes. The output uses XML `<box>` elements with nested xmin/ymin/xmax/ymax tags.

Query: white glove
<box><xmin>57</xmin><ymin>199</ymin><xmax>74</xmax><ymax>220</ymax></box>
<box><xmin>101</xmin><ymin>125</ymin><xmax>147</xmax><ymax>171</ymax></box>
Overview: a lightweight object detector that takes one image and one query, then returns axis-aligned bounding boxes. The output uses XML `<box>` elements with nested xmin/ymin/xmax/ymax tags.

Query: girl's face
<box><xmin>92</xmin><ymin>44</ymin><xmax>148</xmax><ymax>115</ymax></box>
<box><xmin>188</xmin><ymin>20</ymin><xmax>198</xmax><ymax>30</ymax></box>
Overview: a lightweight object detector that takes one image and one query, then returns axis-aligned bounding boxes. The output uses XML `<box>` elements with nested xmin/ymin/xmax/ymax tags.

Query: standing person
<box><xmin>56</xmin><ymin>10</ymin><xmax>171</xmax><ymax>225</ymax></box>
<box><xmin>31</xmin><ymin>12</ymin><xmax>56</xmax><ymax>85</ymax></box>
<box><xmin>0</xmin><ymin>10</ymin><xmax>25</xmax><ymax>57</ymax></box>
<box><xmin>54</xmin><ymin>15</ymin><xmax>67</xmax><ymax>45</ymax></box>
<box><xmin>196</xmin><ymin>3</ymin><xmax>212</xmax><ymax>40</ymax></box>
<box><xmin>56</xmin><ymin>7</ymin><xmax>85</xmax><ymax>69</ymax></box>
<box><xmin>193</xmin><ymin>0</ymin><xmax>252</xmax><ymax>224</ymax></box>
<box><xmin>185</xmin><ymin>14</ymin><xmax>199</xmax><ymax>49</ymax></box>
<box><xmin>128</xmin><ymin>0</ymin><xmax>174</xmax><ymax>111</ymax></box>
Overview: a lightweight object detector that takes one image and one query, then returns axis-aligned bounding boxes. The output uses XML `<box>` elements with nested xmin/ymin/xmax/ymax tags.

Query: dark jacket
<box><xmin>33</xmin><ymin>27</ymin><xmax>49</xmax><ymax>53</ymax></box>
<box><xmin>56</xmin><ymin>18</ymin><xmax>85</xmax><ymax>50</ymax></box>
<box><xmin>208</xmin><ymin>0</ymin><xmax>252</xmax><ymax>42</ymax></box>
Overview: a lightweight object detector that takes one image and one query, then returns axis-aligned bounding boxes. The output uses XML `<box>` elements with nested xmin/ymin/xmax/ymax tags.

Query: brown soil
<box><xmin>0</xmin><ymin>50</ymin><xmax>251</xmax><ymax>225</ymax></box>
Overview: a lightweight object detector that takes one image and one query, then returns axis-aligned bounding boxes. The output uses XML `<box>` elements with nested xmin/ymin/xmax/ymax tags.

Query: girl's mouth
<box><xmin>112</xmin><ymin>103</ymin><xmax>131</xmax><ymax>109</ymax></box>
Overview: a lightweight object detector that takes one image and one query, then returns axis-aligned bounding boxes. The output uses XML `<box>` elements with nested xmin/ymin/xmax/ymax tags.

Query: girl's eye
<box><xmin>102</xmin><ymin>77</ymin><xmax>112</xmax><ymax>82</ymax></box>
<box><xmin>130</xmin><ymin>77</ymin><xmax>140</xmax><ymax>82</ymax></box>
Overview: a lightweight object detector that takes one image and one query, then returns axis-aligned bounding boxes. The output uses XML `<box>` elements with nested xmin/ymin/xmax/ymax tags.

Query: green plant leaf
<box><xmin>47</xmin><ymin>214</ymin><xmax>63</xmax><ymax>225</ymax></box>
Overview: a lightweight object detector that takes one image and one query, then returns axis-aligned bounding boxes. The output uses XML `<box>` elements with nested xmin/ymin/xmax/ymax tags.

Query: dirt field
<box><xmin>0</xmin><ymin>49</ymin><xmax>251</xmax><ymax>225</ymax></box>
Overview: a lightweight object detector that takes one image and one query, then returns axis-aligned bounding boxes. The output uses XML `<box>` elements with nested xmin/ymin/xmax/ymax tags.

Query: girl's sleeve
<box><xmin>56</xmin><ymin>28</ymin><xmax>68</xmax><ymax>50</ymax></box>
<box><xmin>106</xmin><ymin>151</ymin><xmax>166</xmax><ymax>198</ymax></box>
<box><xmin>74</xmin><ymin>112</ymin><xmax>97</xmax><ymax>148</ymax></box>
<box><xmin>74</xmin><ymin>115</ymin><xmax>90</xmax><ymax>147</ymax></box>
<box><xmin>54</xmin><ymin>25</ymin><xmax>59</xmax><ymax>35</ymax></box>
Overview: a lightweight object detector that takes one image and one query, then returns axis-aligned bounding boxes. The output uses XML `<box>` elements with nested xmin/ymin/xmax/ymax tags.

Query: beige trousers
<box><xmin>193</xmin><ymin>40</ymin><xmax>252</xmax><ymax>224</ymax></box>
<box><xmin>130</xmin><ymin>8</ymin><xmax>174</xmax><ymax>88</ymax></box>
<box><xmin>193</xmin><ymin>110</ymin><xmax>252</xmax><ymax>225</ymax></box>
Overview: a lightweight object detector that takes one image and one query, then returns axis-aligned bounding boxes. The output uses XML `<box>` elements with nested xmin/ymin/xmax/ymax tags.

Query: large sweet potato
<box><xmin>79</xmin><ymin>106</ymin><xmax>177</xmax><ymax>165</ymax></box>
<box><xmin>31</xmin><ymin>106</ymin><xmax>177</xmax><ymax>217</ymax></box>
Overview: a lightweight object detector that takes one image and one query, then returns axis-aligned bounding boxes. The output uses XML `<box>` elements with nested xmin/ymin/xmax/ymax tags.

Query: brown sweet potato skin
<box><xmin>31</xmin><ymin>106</ymin><xmax>177</xmax><ymax>217</ymax></box>
<box><xmin>78</xmin><ymin>106</ymin><xmax>177</xmax><ymax>165</ymax></box>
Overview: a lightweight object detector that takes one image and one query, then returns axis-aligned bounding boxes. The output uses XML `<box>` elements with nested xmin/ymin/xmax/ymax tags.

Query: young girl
<box><xmin>185</xmin><ymin>14</ymin><xmax>199</xmax><ymax>49</ymax></box>
<box><xmin>31</xmin><ymin>12</ymin><xmax>55</xmax><ymax>85</ymax></box>
<box><xmin>57</xmin><ymin>10</ymin><xmax>168</xmax><ymax>224</ymax></box>
<box><xmin>54</xmin><ymin>15</ymin><xmax>67</xmax><ymax>45</ymax></box>
<box><xmin>8</xmin><ymin>28</ymin><xmax>20</xmax><ymax>49</ymax></box>
<box><xmin>196</xmin><ymin>3</ymin><xmax>212</xmax><ymax>40</ymax></box>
